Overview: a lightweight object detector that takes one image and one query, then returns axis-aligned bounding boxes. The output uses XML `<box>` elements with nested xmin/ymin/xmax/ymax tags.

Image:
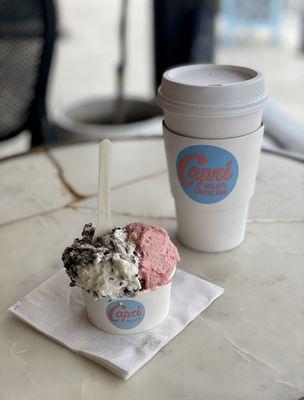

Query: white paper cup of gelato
<box><xmin>83</xmin><ymin>274</ymin><xmax>173</xmax><ymax>334</ymax></box>
<box><xmin>157</xmin><ymin>64</ymin><xmax>268</xmax><ymax>252</ymax></box>
<box><xmin>63</xmin><ymin>223</ymin><xmax>179</xmax><ymax>334</ymax></box>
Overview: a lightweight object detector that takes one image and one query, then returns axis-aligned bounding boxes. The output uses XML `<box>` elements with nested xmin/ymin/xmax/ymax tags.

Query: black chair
<box><xmin>0</xmin><ymin>0</ymin><xmax>57</xmax><ymax>147</ymax></box>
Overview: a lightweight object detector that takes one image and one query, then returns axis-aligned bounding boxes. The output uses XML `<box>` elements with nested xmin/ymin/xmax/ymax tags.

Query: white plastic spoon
<box><xmin>93</xmin><ymin>139</ymin><xmax>114</xmax><ymax>241</ymax></box>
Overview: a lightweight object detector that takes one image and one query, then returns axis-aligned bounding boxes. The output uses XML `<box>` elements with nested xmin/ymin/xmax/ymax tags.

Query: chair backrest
<box><xmin>0</xmin><ymin>0</ymin><xmax>56</xmax><ymax>145</ymax></box>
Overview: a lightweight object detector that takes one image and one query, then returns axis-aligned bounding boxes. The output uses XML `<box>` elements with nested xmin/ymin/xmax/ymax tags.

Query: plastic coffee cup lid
<box><xmin>156</xmin><ymin>64</ymin><xmax>268</xmax><ymax>117</ymax></box>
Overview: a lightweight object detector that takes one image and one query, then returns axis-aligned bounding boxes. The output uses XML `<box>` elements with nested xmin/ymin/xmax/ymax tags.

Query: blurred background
<box><xmin>1</xmin><ymin>0</ymin><xmax>304</xmax><ymax>159</ymax></box>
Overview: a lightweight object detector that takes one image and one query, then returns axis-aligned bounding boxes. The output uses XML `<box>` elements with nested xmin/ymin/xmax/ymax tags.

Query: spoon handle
<box><xmin>95</xmin><ymin>139</ymin><xmax>114</xmax><ymax>239</ymax></box>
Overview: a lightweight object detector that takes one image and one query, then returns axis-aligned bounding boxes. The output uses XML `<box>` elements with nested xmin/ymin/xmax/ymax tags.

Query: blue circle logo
<box><xmin>106</xmin><ymin>299</ymin><xmax>145</xmax><ymax>329</ymax></box>
<box><xmin>176</xmin><ymin>145</ymin><xmax>239</xmax><ymax>204</ymax></box>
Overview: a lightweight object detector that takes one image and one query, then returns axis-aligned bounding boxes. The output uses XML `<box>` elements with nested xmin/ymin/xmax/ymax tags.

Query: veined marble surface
<box><xmin>0</xmin><ymin>139</ymin><xmax>303</xmax><ymax>400</ymax></box>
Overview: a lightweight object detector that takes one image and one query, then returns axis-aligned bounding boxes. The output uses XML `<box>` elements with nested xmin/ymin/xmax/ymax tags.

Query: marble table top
<box><xmin>1</xmin><ymin>139</ymin><xmax>303</xmax><ymax>400</ymax></box>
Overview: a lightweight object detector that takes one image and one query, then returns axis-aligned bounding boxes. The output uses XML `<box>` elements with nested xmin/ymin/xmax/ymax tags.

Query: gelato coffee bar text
<box><xmin>178</xmin><ymin>154</ymin><xmax>233</xmax><ymax>196</ymax></box>
<box><xmin>176</xmin><ymin>145</ymin><xmax>239</xmax><ymax>204</ymax></box>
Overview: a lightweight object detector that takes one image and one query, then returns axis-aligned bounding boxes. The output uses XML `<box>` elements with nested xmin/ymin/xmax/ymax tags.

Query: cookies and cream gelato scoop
<box><xmin>62</xmin><ymin>224</ymin><xmax>141</xmax><ymax>299</ymax></box>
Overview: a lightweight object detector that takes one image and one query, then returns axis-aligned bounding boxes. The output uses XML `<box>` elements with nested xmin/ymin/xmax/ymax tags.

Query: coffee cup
<box><xmin>157</xmin><ymin>64</ymin><xmax>268</xmax><ymax>252</ymax></box>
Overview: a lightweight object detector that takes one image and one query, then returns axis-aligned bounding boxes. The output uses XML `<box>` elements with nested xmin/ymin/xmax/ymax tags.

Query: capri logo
<box><xmin>177</xmin><ymin>145</ymin><xmax>239</xmax><ymax>204</ymax></box>
<box><xmin>106</xmin><ymin>300</ymin><xmax>145</xmax><ymax>329</ymax></box>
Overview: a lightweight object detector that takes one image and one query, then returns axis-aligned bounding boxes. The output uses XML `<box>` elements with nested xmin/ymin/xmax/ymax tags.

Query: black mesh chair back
<box><xmin>0</xmin><ymin>0</ymin><xmax>56</xmax><ymax>146</ymax></box>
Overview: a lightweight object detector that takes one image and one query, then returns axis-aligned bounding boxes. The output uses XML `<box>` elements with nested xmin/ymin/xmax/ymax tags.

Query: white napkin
<box><xmin>9</xmin><ymin>269</ymin><xmax>223</xmax><ymax>380</ymax></box>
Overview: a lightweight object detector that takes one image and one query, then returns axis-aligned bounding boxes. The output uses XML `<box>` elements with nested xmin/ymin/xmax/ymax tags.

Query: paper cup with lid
<box><xmin>83</xmin><ymin>271</ymin><xmax>174</xmax><ymax>334</ymax></box>
<box><xmin>157</xmin><ymin>64</ymin><xmax>268</xmax><ymax>252</ymax></box>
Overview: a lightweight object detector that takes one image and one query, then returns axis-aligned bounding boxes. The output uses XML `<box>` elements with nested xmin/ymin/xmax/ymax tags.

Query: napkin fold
<box><xmin>9</xmin><ymin>269</ymin><xmax>223</xmax><ymax>380</ymax></box>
